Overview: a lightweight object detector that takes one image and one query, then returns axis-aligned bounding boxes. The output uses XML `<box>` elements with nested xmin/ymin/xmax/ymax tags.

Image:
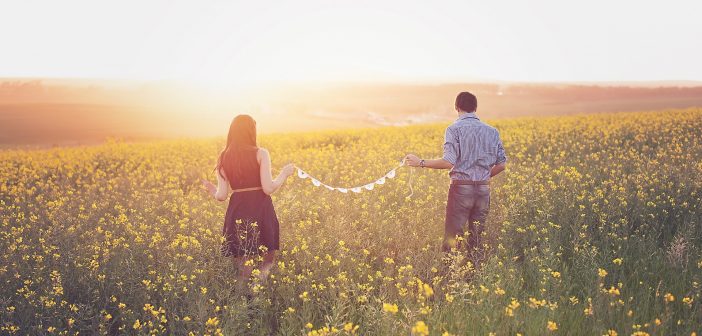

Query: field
<box><xmin>1</xmin><ymin>108</ymin><xmax>701</xmax><ymax>335</ymax></box>
<box><xmin>4</xmin><ymin>80</ymin><xmax>702</xmax><ymax>147</ymax></box>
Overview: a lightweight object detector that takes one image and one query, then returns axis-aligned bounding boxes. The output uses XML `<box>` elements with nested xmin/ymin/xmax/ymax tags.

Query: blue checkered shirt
<box><xmin>442</xmin><ymin>112</ymin><xmax>507</xmax><ymax>181</ymax></box>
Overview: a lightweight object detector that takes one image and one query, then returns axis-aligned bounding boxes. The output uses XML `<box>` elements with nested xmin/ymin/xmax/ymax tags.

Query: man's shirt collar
<box><xmin>458</xmin><ymin>112</ymin><xmax>479</xmax><ymax>120</ymax></box>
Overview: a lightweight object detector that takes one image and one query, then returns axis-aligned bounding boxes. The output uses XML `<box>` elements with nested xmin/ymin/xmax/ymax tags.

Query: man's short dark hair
<box><xmin>455</xmin><ymin>92</ymin><xmax>477</xmax><ymax>112</ymax></box>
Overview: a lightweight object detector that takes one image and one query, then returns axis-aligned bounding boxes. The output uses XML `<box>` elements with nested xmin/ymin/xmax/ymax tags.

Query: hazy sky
<box><xmin>1</xmin><ymin>0</ymin><xmax>701</xmax><ymax>85</ymax></box>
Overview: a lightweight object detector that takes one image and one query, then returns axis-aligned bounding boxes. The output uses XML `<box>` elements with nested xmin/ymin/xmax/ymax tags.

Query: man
<box><xmin>405</xmin><ymin>91</ymin><xmax>507</xmax><ymax>256</ymax></box>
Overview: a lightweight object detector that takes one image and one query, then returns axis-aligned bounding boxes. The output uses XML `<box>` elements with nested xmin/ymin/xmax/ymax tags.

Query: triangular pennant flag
<box><xmin>386</xmin><ymin>169</ymin><xmax>396</xmax><ymax>179</ymax></box>
<box><xmin>351</xmin><ymin>187</ymin><xmax>362</xmax><ymax>193</ymax></box>
<box><xmin>364</xmin><ymin>183</ymin><xmax>375</xmax><ymax>190</ymax></box>
<box><xmin>297</xmin><ymin>169</ymin><xmax>309</xmax><ymax>179</ymax></box>
<box><xmin>336</xmin><ymin>188</ymin><xmax>348</xmax><ymax>193</ymax></box>
<box><xmin>375</xmin><ymin>177</ymin><xmax>386</xmax><ymax>185</ymax></box>
<box><xmin>311</xmin><ymin>179</ymin><xmax>321</xmax><ymax>186</ymax></box>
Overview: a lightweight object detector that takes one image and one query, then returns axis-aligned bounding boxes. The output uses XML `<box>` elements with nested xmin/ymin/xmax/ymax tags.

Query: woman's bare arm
<box><xmin>214</xmin><ymin>169</ymin><xmax>231</xmax><ymax>201</ymax></box>
<box><xmin>258</xmin><ymin>148</ymin><xmax>294</xmax><ymax>195</ymax></box>
<box><xmin>202</xmin><ymin>169</ymin><xmax>231</xmax><ymax>202</ymax></box>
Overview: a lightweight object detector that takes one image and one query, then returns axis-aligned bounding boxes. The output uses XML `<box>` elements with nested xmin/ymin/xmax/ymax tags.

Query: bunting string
<box><xmin>295</xmin><ymin>160</ymin><xmax>413</xmax><ymax>197</ymax></box>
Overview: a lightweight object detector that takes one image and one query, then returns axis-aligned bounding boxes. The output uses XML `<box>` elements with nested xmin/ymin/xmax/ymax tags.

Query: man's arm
<box><xmin>403</xmin><ymin>126</ymin><xmax>457</xmax><ymax>170</ymax></box>
<box><xmin>404</xmin><ymin>155</ymin><xmax>454</xmax><ymax>169</ymax></box>
<box><xmin>491</xmin><ymin>130</ymin><xmax>507</xmax><ymax>177</ymax></box>
<box><xmin>490</xmin><ymin>162</ymin><xmax>506</xmax><ymax>177</ymax></box>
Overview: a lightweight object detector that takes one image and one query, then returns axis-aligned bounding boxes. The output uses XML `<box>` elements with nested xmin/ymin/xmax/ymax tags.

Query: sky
<box><xmin>1</xmin><ymin>0</ymin><xmax>701</xmax><ymax>85</ymax></box>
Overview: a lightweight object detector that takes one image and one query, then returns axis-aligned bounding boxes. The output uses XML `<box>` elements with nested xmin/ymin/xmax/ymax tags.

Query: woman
<box><xmin>203</xmin><ymin>115</ymin><xmax>294</xmax><ymax>281</ymax></box>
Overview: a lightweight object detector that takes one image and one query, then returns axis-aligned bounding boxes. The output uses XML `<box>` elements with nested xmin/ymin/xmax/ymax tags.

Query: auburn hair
<box><xmin>215</xmin><ymin>115</ymin><xmax>259</xmax><ymax>186</ymax></box>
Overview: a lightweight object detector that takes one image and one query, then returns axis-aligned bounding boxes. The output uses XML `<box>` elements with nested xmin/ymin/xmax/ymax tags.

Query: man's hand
<box><xmin>202</xmin><ymin>179</ymin><xmax>217</xmax><ymax>197</ymax></box>
<box><xmin>404</xmin><ymin>154</ymin><xmax>421</xmax><ymax>167</ymax></box>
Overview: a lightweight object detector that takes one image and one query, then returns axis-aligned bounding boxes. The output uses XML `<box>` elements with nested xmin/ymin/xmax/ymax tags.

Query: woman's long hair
<box><xmin>216</xmin><ymin>115</ymin><xmax>258</xmax><ymax>185</ymax></box>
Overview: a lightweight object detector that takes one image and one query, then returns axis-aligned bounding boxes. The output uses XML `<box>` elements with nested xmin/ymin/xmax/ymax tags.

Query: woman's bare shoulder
<box><xmin>256</xmin><ymin>147</ymin><xmax>269</xmax><ymax>161</ymax></box>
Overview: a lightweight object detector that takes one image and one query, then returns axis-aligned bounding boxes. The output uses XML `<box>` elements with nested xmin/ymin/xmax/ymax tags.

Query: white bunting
<box><xmin>294</xmin><ymin>161</ymin><xmax>406</xmax><ymax>194</ymax></box>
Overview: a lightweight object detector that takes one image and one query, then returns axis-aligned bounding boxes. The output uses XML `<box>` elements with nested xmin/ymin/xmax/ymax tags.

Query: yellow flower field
<box><xmin>1</xmin><ymin>108</ymin><xmax>701</xmax><ymax>335</ymax></box>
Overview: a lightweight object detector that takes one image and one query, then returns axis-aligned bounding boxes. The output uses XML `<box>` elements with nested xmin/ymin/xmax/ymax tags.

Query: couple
<box><xmin>203</xmin><ymin>91</ymin><xmax>507</xmax><ymax>281</ymax></box>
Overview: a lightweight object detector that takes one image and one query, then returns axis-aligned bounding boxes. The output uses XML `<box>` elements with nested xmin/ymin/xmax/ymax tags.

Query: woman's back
<box><xmin>222</xmin><ymin>147</ymin><xmax>261</xmax><ymax>190</ymax></box>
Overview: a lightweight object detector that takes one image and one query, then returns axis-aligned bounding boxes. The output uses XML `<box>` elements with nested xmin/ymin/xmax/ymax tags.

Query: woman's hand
<box><xmin>202</xmin><ymin>179</ymin><xmax>217</xmax><ymax>197</ymax></box>
<box><xmin>281</xmin><ymin>163</ymin><xmax>295</xmax><ymax>178</ymax></box>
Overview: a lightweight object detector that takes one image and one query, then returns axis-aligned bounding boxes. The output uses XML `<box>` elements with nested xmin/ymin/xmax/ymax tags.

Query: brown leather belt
<box><xmin>451</xmin><ymin>180</ymin><xmax>489</xmax><ymax>185</ymax></box>
<box><xmin>232</xmin><ymin>186</ymin><xmax>263</xmax><ymax>193</ymax></box>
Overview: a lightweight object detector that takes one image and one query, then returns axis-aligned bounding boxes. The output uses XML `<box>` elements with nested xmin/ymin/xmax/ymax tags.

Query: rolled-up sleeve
<box><xmin>442</xmin><ymin>127</ymin><xmax>459</xmax><ymax>165</ymax></box>
<box><xmin>495</xmin><ymin>132</ymin><xmax>507</xmax><ymax>165</ymax></box>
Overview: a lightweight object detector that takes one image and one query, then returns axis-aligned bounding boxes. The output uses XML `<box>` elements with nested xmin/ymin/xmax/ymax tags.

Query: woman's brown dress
<box><xmin>222</xmin><ymin>148</ymin><xmax>280</xmax><ymax>257</ymax></box>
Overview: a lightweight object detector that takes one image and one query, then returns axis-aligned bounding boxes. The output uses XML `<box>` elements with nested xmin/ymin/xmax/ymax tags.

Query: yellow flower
<box><xmin>133</xmin><ymin>319</ymin><xmax>142</xmax><ymax>330</ymax></box>
<box><xmin>547</xmin><ymin>320</ymin><xmax>558</xmax><ymax>331</ymax></box>
<box><xmin>612</xmin><ymin>258</ymin><xmax>623</xmax><ymax>265</ymax></box>
<box><xmin>598</xmin><ymin>268</ymin><xmax>608</xmax><ymax>278</ymax></box>
<box><xmin>205</xmin><ymin>317</ymin><xmax>219</xmax><ymax>328</ymax></box>
<box><xmin>604</xmin><ymin>330</ymin><xmax>617</xmax><ymax>336</ymax></box>
<box><xmin>663</xmin><ymin>293</ymin><xmax>675</xmax><ymax>302</ymax></box>
<box><xmin>343</xmin><ymin>322</ymin><xmax>358</xmax><ymax>333</ymax></box>
<box><xmin>508</xmin><ymin>298</ymin><xmax>520</xmax><ymax>310</ymax></box>
<box><xmin>422</xmin><ymin>283</ymin><xmax>434</xmax><ymax>297</ymax></box>
<box><xmin>505</xmin><ymin>298</ymin><xmax>520</xmax><ymax>317</ymax></box>
<box><xmin>411</xmin><ymin>321</ymin><xmax>429</xmax><ymax>336</ymax></box>
<box><xmin>305</xmin><ymin>323</ymin><xmax>313</xmax><ymax>329</ymax></box>
<box><xmin>383</xmin><ymin>303</ymin><xmax>399</xmax><ymax>314</ymax></box>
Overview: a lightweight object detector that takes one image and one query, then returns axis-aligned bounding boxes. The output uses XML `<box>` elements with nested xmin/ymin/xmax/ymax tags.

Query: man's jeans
<box><xmin>443</xmin><ymin>184</ymin><xmax>490</xmax><ymax>253</ymax></box>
